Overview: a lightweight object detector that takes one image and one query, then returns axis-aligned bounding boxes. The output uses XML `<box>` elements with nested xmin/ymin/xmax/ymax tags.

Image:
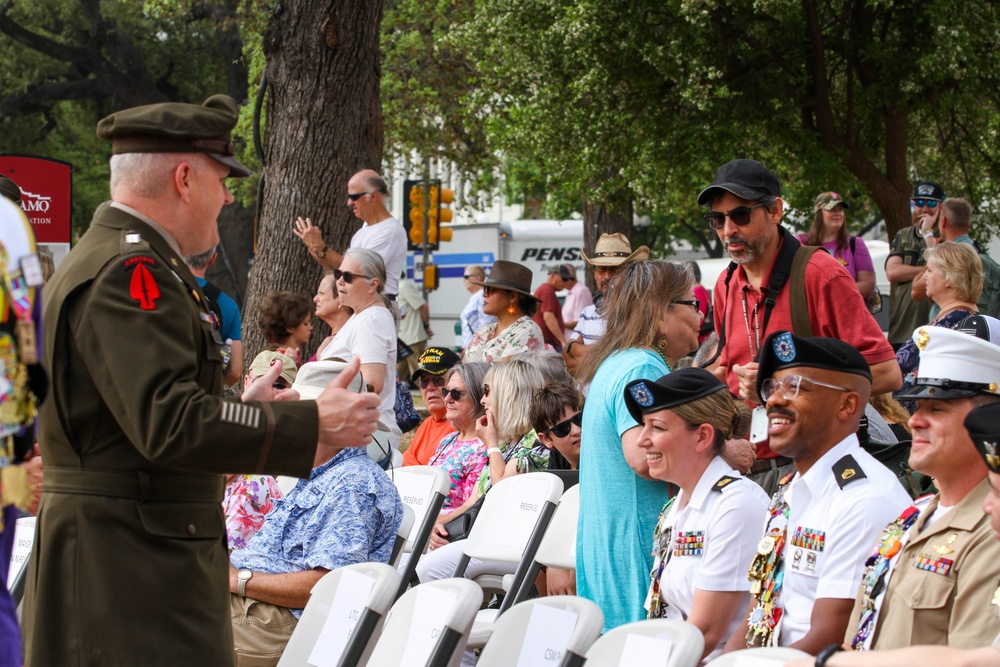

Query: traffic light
<box><xmin>428</xmin><ymin>185</ymin><xmax>454</xmax><ymax>248</ymax></box>
<box><xmin>423</xmin><ymin>263</ymin><xmax>440</xmax><ymax>291</ymax></box>
<box><xmin>403</xmin><ymin>179</ymin><xmax>426</xmax><ymax>250</ymax></box>
<box><xmin>403</xmin><ymin>179</ymin><xmax>455</xmax><ymax>251</ymax></box>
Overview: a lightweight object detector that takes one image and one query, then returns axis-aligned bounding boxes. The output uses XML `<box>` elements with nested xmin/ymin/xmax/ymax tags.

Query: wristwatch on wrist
<box><xmin>814</xmin><ymin>643</ymin><xmax>843</xmax><ymax>667</ymax></box>
<box><xmin>316</xmin><ymin>245</ymin><xmax>329</xmax><ymax>258</ymax></box>
<box><xmin>237</xmin><ymin>569</ymin><xmax>253</xmax><ymax>597</ymax></box>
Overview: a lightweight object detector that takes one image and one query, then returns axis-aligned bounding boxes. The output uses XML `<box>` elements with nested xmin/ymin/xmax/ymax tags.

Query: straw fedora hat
<box><xmin>581</xmin><ymin>233</ymin><xmax>650</xmax><ymax>266</ymax></box>
<box><xmin>469</xmin><ymin>260</ymin><xmax>536</xmax><ymax>297</ymax></box>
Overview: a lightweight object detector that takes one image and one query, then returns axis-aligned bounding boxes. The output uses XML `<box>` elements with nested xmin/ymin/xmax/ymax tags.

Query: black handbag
<box><xmin>443</xmin><ymin>494</ymin><xmax>486</xmax><ymax>543</ymax></box>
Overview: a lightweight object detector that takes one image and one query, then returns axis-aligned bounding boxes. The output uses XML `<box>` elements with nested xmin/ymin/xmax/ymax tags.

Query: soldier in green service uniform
<box><xmin>21</xmin><ymin>95</ymin><xmax>382</xmax><ymax>666</ymax></box>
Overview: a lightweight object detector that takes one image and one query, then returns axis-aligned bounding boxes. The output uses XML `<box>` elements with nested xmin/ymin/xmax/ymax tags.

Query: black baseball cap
<box><xmin>698</xmin><ymin>159</ymin><xmax>782</xmax><ymax>206</ymax></box>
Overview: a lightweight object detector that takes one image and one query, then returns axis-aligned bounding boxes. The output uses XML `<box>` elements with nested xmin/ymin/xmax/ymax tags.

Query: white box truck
<box><xmin>408</xmin><ymin>219</ymin><xmax>585</xmax><ymax>349</ymax></box>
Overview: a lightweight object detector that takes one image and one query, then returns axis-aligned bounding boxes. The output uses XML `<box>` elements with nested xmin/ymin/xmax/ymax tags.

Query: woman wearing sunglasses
<box><xmin>318</xmin><ymin>247</ymin><xmax>401</xmax><ymax>459</ymax></box>
<box><xmin>464</xmin><ymin>260</ymin><xmax>545</xmax><ymax>364</ymax></box>
<box><xmin>574</xmin><ymin>260</ymin><xmax>704</xmax><ymax>631</ymax></box>
<box><xmin>417</xmin><ymin>357</ymin><xmax>549</xmax><ymax>569</ymax></box>
<box><xmin>625</xmin><ymin>368</ymin><xmax>768</xmax><ymax>662</ymax></box>
<box><xmin>425</xmin><ymin>362</ymin><xmax>491</xmax><ymax>513</ymax></box>
<box><xmin>798</xmin><ymin>192</ymin><xmax>876</xmax><ymax>302</ymax></box>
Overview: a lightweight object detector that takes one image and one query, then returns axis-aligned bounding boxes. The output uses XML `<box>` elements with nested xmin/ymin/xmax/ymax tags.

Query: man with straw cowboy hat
<box><xmin>563</xmin><ymin>233</ymin><xmax>649</xmax><ymax>373</ymax></box>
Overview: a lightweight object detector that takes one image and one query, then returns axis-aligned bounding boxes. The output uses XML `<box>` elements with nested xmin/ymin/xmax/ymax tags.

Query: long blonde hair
<box><xmin>483</xmin><ymin>358</ymin><xmax>545</xmax><ymax>444</ymax></box>
<box><xmin>577</xmin><ymin>260</ymin><xmax>693</xmax><ymax>385</ymax></box>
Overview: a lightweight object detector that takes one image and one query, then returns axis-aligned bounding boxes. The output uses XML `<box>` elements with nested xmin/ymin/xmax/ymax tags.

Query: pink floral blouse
<box><xmin>428</xmin><ymin>433</ymin><xmax>490</xmax><ymax>513</ymax></box>
<box><xmin>223</xmin><ymin>475</ymin><xmax>283</xmax><ymax>551</ymax></box>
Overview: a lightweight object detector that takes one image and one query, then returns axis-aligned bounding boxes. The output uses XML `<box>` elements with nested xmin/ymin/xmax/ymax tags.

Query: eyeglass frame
<box><xmin>911</xmin><ymin>198</ymin><xmax>940</xmax><ymax>209</ymax></box>
<box><xmin>704</xmin><ymin>203</ymin><xmax>768</xmax><ymax>231</ymax></box>
<box><xmin>543</xmin><ymin>411</ymin><xmax>583</xmax><ymax>438</ymax></box>
<box><xmin>670</xmin><ymin>299</ymin><xmax>701</xmax><ymax>313</ymax></box>
<box><xmin>347</xmin><ymin>191</ymin><xmax>372</xmax><ymax>201</ymax></box>
<box><xmin>441</xmin><ymin>387</ymin><xmax>467</xmax><ymax>401</ymax></box>
<box><xmin>333</xmin><ymin>268</ymin><xmax>372</xmax><ymax>284</ymax></box>
<box><xmin>759</xmin><ymin>374</ymin><xmax>850</xmax><ymax>403</ymax></box>
<box><xmin>416</xmin><ymin>375</ymin><xmax>448</xmax><ymax>390</ymax></box>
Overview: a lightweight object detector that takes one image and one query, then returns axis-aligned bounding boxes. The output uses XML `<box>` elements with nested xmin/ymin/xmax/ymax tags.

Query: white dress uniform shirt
<box><xmin>777</xmin><ymin>434</ymin><xmax>911</xmax><ymax>645</ymax></box>
<box><xmin>644</xmin><ymin>456</ymin><xmax>769</xmax><ymax>660</ymax></box>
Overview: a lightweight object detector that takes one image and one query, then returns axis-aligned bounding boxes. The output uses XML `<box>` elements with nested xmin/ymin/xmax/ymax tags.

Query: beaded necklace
<box><xmin>850</xmin><ymin>501</ymin><xmax>926</xmax><ymax>650</ymax></box>
<box><xmin>745</xmin><ymin>473</ymin><xmax>794</xmax><ymax>647</ymax></box>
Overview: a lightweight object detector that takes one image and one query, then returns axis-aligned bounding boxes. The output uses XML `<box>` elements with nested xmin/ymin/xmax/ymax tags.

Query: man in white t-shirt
<box><xmin>293</xmin><ymin>169</ymin><xmax>407</xmax><ymax>299</ymax></box>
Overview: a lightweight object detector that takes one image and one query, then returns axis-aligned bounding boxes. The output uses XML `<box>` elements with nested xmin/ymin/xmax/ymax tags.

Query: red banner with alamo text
<box><xmin>0</xmin><ymin>154</ymin><xmax>73</xmax><ymax>244</ymax></box>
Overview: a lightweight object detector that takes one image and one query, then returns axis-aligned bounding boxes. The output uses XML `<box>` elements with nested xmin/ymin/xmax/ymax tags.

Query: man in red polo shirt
<box><xmin>698</xmin><ymin>159</ymin><xmax>901</xmax><ymax>493</ymax></box>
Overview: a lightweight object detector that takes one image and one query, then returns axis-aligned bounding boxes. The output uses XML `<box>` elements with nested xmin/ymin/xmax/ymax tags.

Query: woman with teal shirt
<box><xmin>574</xmin><ymin>260</ymin><xmax>704</xmax><ymax>631</ymax></box>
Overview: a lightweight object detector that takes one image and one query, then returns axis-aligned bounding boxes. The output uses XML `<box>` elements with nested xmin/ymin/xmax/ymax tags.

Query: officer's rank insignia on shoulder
<box><xmin>713</xmin><ymin>475</ymin><xmax>739</xmax><ymax>492</ymax></box>
<box><xmin>125</xmin><ymin>256</ymin><xmax>160</xmax><ymax>311</ymax></box>
<box><xmin>832</xmin><ymin>454</ymin><xmax>867</xmax><ymax>489</ymax></box>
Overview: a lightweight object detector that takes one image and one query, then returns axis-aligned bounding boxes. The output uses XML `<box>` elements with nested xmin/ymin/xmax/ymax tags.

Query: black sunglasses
<box><xmin>704</xmin><ymin>203</ymin><xmax>767</xmax><ymax>231</ymax></box>
<box><xmin>347</xmin><ymin>191</ymin><xmax>371</xmax><ymax>201</ymax></box>
<box><xmin>417</xmin><ymin>375</ymin><xmax>448</xmax><ymax>390</ymax></box>
<box><xmin>441</xmin><ymin>387</ymin><xmax>467</xmax><ymax>401</ymax></box>
<box><xmin>911</xmin><ymin>198</ymin><xmax>939</xmax><ymax>209</ymax></box>
<box><xmin>671</xmin><ymin>299</ymin><xmax>701</xmax><ymax>312</ymax></box>
<box><xmin>334</xmin><ymin>269</ymin><xmax>372</xmax><ymax>284</ymax></box>
<box><xmin>544</xmin><ymin>411</ymin><xmax>582</xmax><ymax>438</ymax></box>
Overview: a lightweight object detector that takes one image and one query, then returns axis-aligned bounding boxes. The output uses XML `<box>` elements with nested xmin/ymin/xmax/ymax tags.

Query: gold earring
<box><xmin>656</xmin><ymin>336</ymin><xmax>669</xmax><ymax>354</ymax></box>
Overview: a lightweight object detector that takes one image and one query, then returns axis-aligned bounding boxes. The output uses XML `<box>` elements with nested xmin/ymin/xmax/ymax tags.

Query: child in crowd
<box><xmin>257</xmin><ymin>290</ymin><xmax>314</xmax><ymax>365</ymax></box>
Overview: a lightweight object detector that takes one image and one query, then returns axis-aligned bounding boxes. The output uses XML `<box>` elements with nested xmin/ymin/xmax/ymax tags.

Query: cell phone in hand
<box><xmin>749</xmin><ymin>406</ymin><xmax>769</xmax><ymax>444</ymax></box>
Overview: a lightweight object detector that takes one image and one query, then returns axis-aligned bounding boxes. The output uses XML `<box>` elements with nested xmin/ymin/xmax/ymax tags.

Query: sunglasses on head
<box><xmin>333</xmin><ymin>269</ymin><xmax>371</xmax><ymax>284</ymax></box>
<box><xmin>543</xmin><ymin>411</ymin><xmax>582</xmax><ymax>438</ymax></box>
<box><xmin>911</xmin><ymin>198</ymin><xmax>939</xmax><ymax>209</ymax></box>
<box><xmin>417</xmin><ymin>375</ymin><xmax>448</xmax><ymax>390</ymax></box>
<box><xmin>347</xmin><ymin>191</ymin><xmax>371</xmax><ymax>201</ymax></box>
<box><xmin>704</xmin><ymin>203</ymin><xmax>767</xmax><ymax>231</ymax></box>
<box><xmin>441</xmin><ymin>387</ymin><xmax>467</xmax><ymax>401</ymax></box>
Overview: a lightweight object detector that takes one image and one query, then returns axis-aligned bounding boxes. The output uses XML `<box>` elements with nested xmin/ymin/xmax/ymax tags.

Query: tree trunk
<box><xmin>243</xmin><ymin>0</ymin><xmax>385</xmax><ymax>367</ymax></box>
<box><xmin>581</xmin><ymin>193</ymin><xmax>633</xmax><ymax>294</ymax></box>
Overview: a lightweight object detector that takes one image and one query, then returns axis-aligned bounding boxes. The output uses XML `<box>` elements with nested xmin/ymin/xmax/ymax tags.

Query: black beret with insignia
<box><xmin>624</xmin><ymin>367</ymin><xmax>728</xmax><ymax>425</ymax></box>
<box><xmin>97</xmin><ymin>94</ymin><xmax>250</xmax><ymax>177</ymax></box>
<box><xmin>756</xmin><ymin>331</ymin><xmax>872</xmax><ymax>402</ymax></box>
<box><xmin>965</xmin><ymin>402</ymin><xmax>1000</xmax><ymax>474</ymax></box>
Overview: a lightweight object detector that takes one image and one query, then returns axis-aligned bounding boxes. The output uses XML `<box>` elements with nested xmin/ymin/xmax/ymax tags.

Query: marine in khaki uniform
<box><xmin>788</xmin><ymin>399</ymin><xmax>1000</xmax><ymax>667</ymax></box>
<box><xmin>845</xmin><ymin>322</ymin><xmax>1000</xmax><ymax>653</ymax></box>
<box><xmin>21</xmin><ymin>95</ymin><xmax>381</xmax><ymax>666</ymax></box>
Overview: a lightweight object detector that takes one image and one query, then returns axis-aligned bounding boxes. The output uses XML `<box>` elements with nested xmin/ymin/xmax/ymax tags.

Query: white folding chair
<box><xmin>585</xmin><ymin>619</ymin><xmax>705</xmax><ymax>667</ymax></box>
<box><xmin>386</xmin><ymin>465</ymin><xmax>451</xmax><ymax>598</ymax></box>
<box><xmin>391</xmin><ymin>504</ymin><xmax>416</xmax><ymax>567</ymax></box>
<box><xmin>455</xmin><ymin>472</ymin><xmax>564</xmax><ymax>650</ymax></box>
<box><xmin>365</xmin><ymin>577</ymin><xmax>483</xmax><ymax>667</ymax></box>
<box><xmin>275</xmin><ymin>475</ymin><xmax>299</xmax><ymax>496</ymax></box>
<box><xmin>476</xmin><ymin>596</ymin><xmax>603</xmax><ymax>667</ymax></box>
<box><xmin>277</xmin><ymin>562</ymin><xmax>400</xmax><ymax>667</ymax></box>
<box><xmin>7</xmin><ymin>516</ymin><xmax>35</xmax><ymax>606</ymax></box>
<box><xmin>506</xmin><ymin>483</ymin><xmax>580</xmax><ymax>606</ymax></box>
<box><xmin>703</xmin><ymin>646</ymin><xmax>811</xmax><ymax>666</ymax></box>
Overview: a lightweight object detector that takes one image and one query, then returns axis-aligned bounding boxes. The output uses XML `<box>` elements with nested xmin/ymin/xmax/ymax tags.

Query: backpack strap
<box><xmin>850</xmin><ymin>235</ymin><xmax>856</xmax><ymax>254</ymax></box>
<box><xmin>700</xmin><ymin>261</ymin><xmax>737</xmax><ymax>368</ymax></box>
<box><xmin>789</xmin><ymin>246</ymin><xmax>826</xmax><ymax>338</ymax></box>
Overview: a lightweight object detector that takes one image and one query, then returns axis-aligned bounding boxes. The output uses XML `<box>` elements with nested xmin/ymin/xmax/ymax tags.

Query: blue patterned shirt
<box><xmin>231</xmin><ymin>447</ymin><xmax>403</xmax><ymax>617</ymax></box>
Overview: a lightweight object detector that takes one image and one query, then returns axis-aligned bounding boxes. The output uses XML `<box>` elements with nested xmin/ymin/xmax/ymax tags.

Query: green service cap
<box><xmin>0</xmin><ymin>175</ymin><xmax>21</xmax><ymax>203</ymax></box>
<box><xmin>97</xmin><ymin>94</ymin><xmax>251</xmax><ymax>177</ymax></box>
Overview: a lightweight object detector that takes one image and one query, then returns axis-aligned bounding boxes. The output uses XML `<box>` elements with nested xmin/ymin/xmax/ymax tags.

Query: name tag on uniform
<box><xmin>673</xmin><ymin>531</ymin><xmax>705</xmax><ymax>557</ymax></box>
<box><xmin>789</xmin><ymin>526</ymin><xmax>826</xmax><ymax>576</ymax></box>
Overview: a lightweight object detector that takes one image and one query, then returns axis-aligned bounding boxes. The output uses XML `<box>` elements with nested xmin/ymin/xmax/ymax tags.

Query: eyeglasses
<box><xmin>911</xmin><ymin>199</ymin><xmax>939</xmax><ymax>209</ymax></box>
<box><xmin>333</xmin><ymin>269</ymin><xmax>372</xmax><ymax>284</ymax></box>
<box><xmin>441</xmin><ymin>387</ymin><xmax>467</xmax><ymax>401</ymax></box>
<box><xmin>760</xmin><ymin>375</ymin><xmax>849</xmax><ymax>402</ymax></box>
<box><xmin>347</xmin><ymin>191</ymin><xmax>371</xmax><ymax>201</ymax></box>
<box><xmin>417</xmin><ymin>376</ymin><xmax>448</xmax><ymax>390</ymax></box>
<box><xmin>670</xmin><ymin>299</ymin><xmax>701</xmax><ymax>312</ymax></box>
<box><xmin>704</xmin><ymin>203</ymin><xmax>767</xmax><ymax>231</ymax></box>
<box><xmin>543</xmin><ymin>411</ymin><xmax>583</xmax><ymax>438</ymax></box>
